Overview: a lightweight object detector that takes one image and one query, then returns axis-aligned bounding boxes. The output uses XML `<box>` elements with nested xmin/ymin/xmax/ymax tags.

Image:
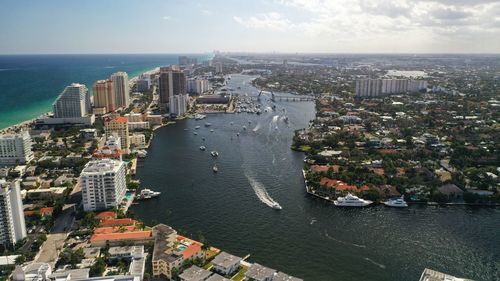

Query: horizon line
<box><xmin>1</xmin><ymin>52</ymin><xmax>500</xmax><ymax>56</ymax></box>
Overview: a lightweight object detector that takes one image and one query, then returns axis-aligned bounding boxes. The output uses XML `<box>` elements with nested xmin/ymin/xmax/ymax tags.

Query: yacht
<box><xmin>194</xmin><ymin>114</ymin><xmax>206</xmax><ymax>120</ymax></box>
<box><xmin>137</xmin><ymin>189</ymin><xmax>161</xmax><ymax>200</ymax></box>
<box><xmin>195</xmin><ymin>126</ymin><xmax>201</xmax><ymax>129</ymax></box>
<box><xmin>210</xmin><ymin>129</ymin><xmax>214</xmax><ymax>133</ymax></box>
<box><xmin>383</xmin><ymin>196</ymin><xmax>408</xmax><ymax>208</ymax></box>
<box><xmin>334</xmin><ymin>193</ymin><xmax>373</xmax><ymax>207</ymax></box>
<box><xmin>204</xmin><ymin>123</ymin><xmax>212</xmax><ymax>127</ymax></box>
<box><xmin>213</xmin><ymin>165</ymin><xmax>218</xmax><ymax>173</ymax></box>
<box><xmin>193</xmin><ymin>132</ymin><xmax>198</xmax><ymax>135</ymax></box>
<box><xmin>199</xmin><ymin>146</ymin><xmax>206</xmax><ymax>151</ymax></box>
<box><xmin>211</xmin><ymin>151</ymin><xmax>219</xmax><ymax>157</ymax></box>
<box><xmin>271</xmin><ymin>202</ymin><xmax>282</xmax><ymax>210</ymax></box>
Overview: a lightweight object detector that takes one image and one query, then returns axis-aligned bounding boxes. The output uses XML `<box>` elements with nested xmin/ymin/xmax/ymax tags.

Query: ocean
<box><xmin>0</xmin><ymin>54</ymin><xmax>210</xmax><ymax>129</ymax></box>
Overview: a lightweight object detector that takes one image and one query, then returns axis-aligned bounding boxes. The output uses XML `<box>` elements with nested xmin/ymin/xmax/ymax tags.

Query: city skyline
<box><xmin>1</xmin><ymin>0</ymin><xmax>499</xmax><ymax>54</ymax></box>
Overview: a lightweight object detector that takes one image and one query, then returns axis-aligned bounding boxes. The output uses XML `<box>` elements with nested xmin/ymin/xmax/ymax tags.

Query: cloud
<box><xmin>162</xmin><ymin>16</ymin><xmax>171</xmax><ymax>20</ymax></box>
<box><xmin>233</xmin><ymin>12</ymin><xmax>291</xmax><ymax>31</ymax></box>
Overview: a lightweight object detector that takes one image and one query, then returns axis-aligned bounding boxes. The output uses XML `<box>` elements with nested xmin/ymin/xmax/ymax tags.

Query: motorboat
<box><xmin>211</xmin><ymin>151</ymin><xmax>219</xmax><ymax>157</ymax></box>
<box><xmin>193</xmin><ymin>132</ymin><xmax>198</xmax><ymax>135</ymax></box>
<box><xmin>195</xmin><ymin>126</ymin><xmax>201</xmax><ymax>129</ymax></box>
<box><xmin>242</xmin><ymin>126</ymin><xmax>247</xmax><ymax>130</ymax></box>
<box><xmin>194</xmin><ymin>114</ymin><xmax>206</xmax><ymax>120</ymax></box>
<box><xmin>199</xmin><ymin>146</ymin><xmax>206</xmax><ymax>151</ymax></box>
<box><xmin>205</xmin><ymin>123</ymin><xmax>212</xmax><ymax>127</ymax></box>
<box><xmin>334</xmin><ymin>193</ymin><xmax>373</xmax><ymax>207</ymax></box>
<box><xmin>210</xmin><ymin>129</ymin><xmax>214</xmax><ymax>133</ymax></box>
<box><xmin>213</xmin><ymin>165</ymin><xmax>218</xmax><ymax>173</ymax></box>
<box><xmin>271</xmin><ymin>202</ymin><xmax>282</xmax><ymax>210</ymax></box>
<box><xmin>383</xmin><ymin>196</ymin><xmax>408</xmax><ymax>208</ymax></box>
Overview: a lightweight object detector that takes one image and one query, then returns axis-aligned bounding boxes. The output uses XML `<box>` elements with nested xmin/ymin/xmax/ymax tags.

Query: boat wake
<box><xmin>324</xmin><ymin>231</ymin><xmax>367</xmax><ymax>248</ymax></box>
<box><xmin>245</xmin><ymin>171</ymin><xmax>281</xmax><ymax>209</ymax></box>
<box><xmin>364</xmin><ymin>257</ymin><xmax>386</xmax><ymax>269</ymax></box>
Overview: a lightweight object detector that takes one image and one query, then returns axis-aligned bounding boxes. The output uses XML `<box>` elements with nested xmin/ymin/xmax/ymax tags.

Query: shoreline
<box><xmin>0</xmin><ymin>67</ymin><xmax>159</xmax><ymax>134</ymax></box>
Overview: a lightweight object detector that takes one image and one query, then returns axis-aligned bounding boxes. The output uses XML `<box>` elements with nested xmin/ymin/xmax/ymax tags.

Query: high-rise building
<box><xmin>158</xmin><ymin>67</ymin><xmax>186</xmax><ymax>107</ymax></box>
<box><xmin>104</xmin><ymin>116</ymin><xmax>130</xmax><ymax>154</ymax></box>
<box><xmin>111</xmin><ymin>72</ymin><xmax>130</xmax><ymax>109</ymax></box>
<box><xmin>187</xmin><ymin>78</ymin><xmax>210</xmax><ymax>95</ymax></box>
<box><xmin>93</xmin><ymin>79</ymin><xmax>115</xmax><ymax>113</ymax></box>
<box><xmin>215</xmin><ymin>62</ymin><xmax>223</xmax><ymax>74</ymax></box>
<box><xmin>80</xmin><ymin>159</ymin><xmax>126</xmax><ymax>212</ymax></box>
<box><xmin>136</xmin><ymin>74</ymin><xmax>151</xmax><ymax>92</ymax></box>
<box><xmin>178</xmin><ymin>56</ymin><xmax>197</xmax><ymax>66</ymax></box>
<box><xmin>168</xmin><ymin>94</ymin><xmax>188</xmax><ymax>116</ymax></box>
<box><xmin>0</xmin><ymin>131</ymin><xmax>34</xmax><ymax>166</ymax></box>
<box><xmin>355</xmin><ymin>79</ymin><xmax>427</xmax><ymax>98</ymax></box>
<box><xmin>53</xmin><ymin>83</ymin><xmax>91</xmax><ymax>118</ymax></box>
<box><xmin>0</xmin><ymin>180</ymin><xmax>27</xmax><ymax>246</ymax></box>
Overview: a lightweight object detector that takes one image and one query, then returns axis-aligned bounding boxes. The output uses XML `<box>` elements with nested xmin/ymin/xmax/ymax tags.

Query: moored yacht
<box><xmin>213</xmin><ymin>164</ymin><xmax>218</xmax><ymax>173</ymax></box>
<box><xmin>137</xmin><ymin>189</ymin><xmax>161</xmax><ymax>200</ymax></box>
<box><xmin>199</xmin><ymin>146</ymin><xmax>206</xmax><ymax>151</ymax></box>
<box><xmin>211</xmin><ymin>151</ymin><xmax>219</xmax><ymax>157</ymax></box>
<box><xmin>383</xmin><ymin>196</ymin><xmax>408</xmax><ymax>208</ymax></box>
<box><xmin>334</xmin><ymin>193</ymin><xmax>373</xmax><ymax>207</ymax></box>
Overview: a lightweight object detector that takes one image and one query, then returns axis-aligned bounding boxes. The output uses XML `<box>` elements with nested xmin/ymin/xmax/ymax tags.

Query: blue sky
<box><xmin>1</xmin><ymin>0</ymin><xmax>499</xmax><ymax>54</ymax></box>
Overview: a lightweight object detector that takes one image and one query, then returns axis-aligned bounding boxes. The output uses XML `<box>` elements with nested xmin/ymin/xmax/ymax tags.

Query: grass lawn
<box><xmin>231</xmin><ymin>266</ymin><xmax>248</xmax><ymax>281</ymax></box>
<box><xmin>203</xmin><ymin>262</ymin><xmax>213</xmax><ymax>270</ymax></box>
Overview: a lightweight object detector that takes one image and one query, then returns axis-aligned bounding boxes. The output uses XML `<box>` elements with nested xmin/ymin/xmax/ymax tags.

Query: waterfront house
<box><xmin>211</xmin><ymin>251</ymin><xmax>242</xmax><ymax>276</ymax></box>
<box><xmin>206</xmin><ymin>274</ymin><xmax>230</xmax><ymax>281</ymax></box>
<box><xmin>438</xmin><ymin>183</ymin><xmax>464</xmax><ymax>200</ymax></box>
<box><xmin>244</xmin><ymin>263</ymin><xmax>276</xmax><ymax>281</ymax></box>
<box><xmin>178</xmin><ymin>265</ymin><xmax>212</xmax><ymax>281</ymax></box>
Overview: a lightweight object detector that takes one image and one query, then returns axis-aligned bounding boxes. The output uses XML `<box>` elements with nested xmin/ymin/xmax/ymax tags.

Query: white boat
<box><xmin>199</xmin><ymin>146</ymin><xmax>206</xmax><ymax>151</ymax></box>
<box><xmin>195</xmin><ymin>126</ymin><xmax>201</xmax><ymax>129</ymax></box>
<box><xmin>205</xmin><ymin>123</ymin><xmax>212</xmax><ymax>127</ymax></box>
<box><xmin>137</xmin><ymin>189</ymin><xmax>161</xmax><ymax>200</ymax></box>
<box><xmin>213</xmin><ymin>165</ymin><xmax>218</xmax><ymax>173</ymax></box>
<box><xmin>210</xmin><ymin>129</ymin><xmax>214</xmax><ymax>133</ymax></box>
<box><xmin>211</xmin><ymin>151</ymin><xmax>219</xmax><ymax>157</ymax></box>
<box><xmin>383</xmin><ymin>196</ymin><xmax>408</xmax><ymax>208</ymax></box>
<box><xmin>194</xmin><ymin>114</ymin><xmax>206</xmax><ymax>120</ymax></box>
<box><xmin>193</xmin><ymin>132</ymin><xmax>198</xmax><ymax>135</ymax></box>
<box><xmin>242</xmin><ymin>126</ymin><xmax>247</xmax><ymax>130</ymax></box>
<box><xmin>334</xmin><ymin>193</ymin><xmax>373</xmax><ymax>207</ymax></box>
<box><xmin>271</xmin><ymin>202</ymin><xmax>282</xmax><ymax>210</ymax></box>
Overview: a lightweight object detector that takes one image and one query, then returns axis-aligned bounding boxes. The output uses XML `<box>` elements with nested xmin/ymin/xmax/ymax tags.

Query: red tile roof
<box><xmin>311</xmin><ymin>165</ymin><xmax>340</xmax><ymax>173</ymax></box>
<box><xmin>90</xmin><ymin>230</ymin><xmax>152</xmax><ymax>242</ymax></box>
<box><xmin>94</xmin><ymin>225</ymin><xmax>137</xmax><ymax>234</ymax></box>
<box><xmin>96</xmin><ymin>211</ymin><xmax>116</xmax><ymax>220</ymax></box>
<box><xmin>105</xmin><ymin>116</ymin><xmax>128</xmax><ymax>123</ymax></box>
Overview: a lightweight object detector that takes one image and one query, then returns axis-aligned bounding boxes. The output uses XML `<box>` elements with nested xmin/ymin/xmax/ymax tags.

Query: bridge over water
<box><xmin>246</xmin><ymin>91</ymin><xmax>315</xmax><ymax>102</ymax></box>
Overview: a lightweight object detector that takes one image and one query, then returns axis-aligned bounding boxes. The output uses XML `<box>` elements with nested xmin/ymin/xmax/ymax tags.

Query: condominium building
<box><xmin>0</xmin><ymin>180</ymin><xmax>27</xmax><ymax>246</ymax></box>
<box><xmin>355</xmin><ymin>79</ymin><xmax>427</xmax><ymax>98</ymax></box>
<box><xmin>111</xmin><ymin>72</ymin><xmax>130</xmax><ymax>109</ymax></box>
<box><xmin>0</xmin><ymin>131</ymin><xmax>34</xmax><ymax>166</ymax></box>
<box><xmin>168</xmin><ymin>94</ymin><xmax>188</xmax><ymax>116</ymax></box>
<box><xmin>53</xmin><ymin>83</ymin><xmax>91</xmax><ymax>118</ymax></box>
<box><xmin>158</xmin><ymin>67</ymin><xmax>186</xmax><ymax>107</ymax></box>
<box><xmin>215</xmin><ymin>62</ymin><xmax>223</xmax><ymax>74</ymax></box>
<box><xmin>187</xmin><ymin>78</ymin><xmax>210</xmax><ymax>95</ymax></box>
<box><xmin>105</xmin><ymin>116</ymin><xmax>130</xmax><ymax>154</ymax></box>
<box><xmin>136</xmin><ymin>74</ymin><xmax>151</xmax><ymax>92</ymax></box>
<box><xmin>80</xmin><ymin>159</ymin><xmax>126</xmax><ymax>212</ymax></box>
<box><xmin>93</xmin><ymin>79</ymin><xmax>116</xmax><ymax>113</ymax></box>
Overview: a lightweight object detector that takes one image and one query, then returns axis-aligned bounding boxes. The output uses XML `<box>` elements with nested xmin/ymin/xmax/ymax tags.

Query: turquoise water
<box><xmin>177</xmin><ymin>245</ymin><xmax>187</xmax><ymax>251</ymax></box>
<box><xmin>0</xmin><ymin>54</ymin><xmax>210</xmax><ymax>129</ymax></box>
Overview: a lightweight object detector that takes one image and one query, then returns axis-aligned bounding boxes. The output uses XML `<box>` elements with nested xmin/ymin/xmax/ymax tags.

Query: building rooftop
<box><xmin>245</xmin><ymin>263</ymin><xmax>276</xmax><ymax>281</ymax></box>
<box><xmin>178</xmin><ymin>265</ymin><xmax>212</xmax><ymax>281</ymax></box>
<box><xmin>273</xmin><ymin>272</ymin><xmax>304</xmax><ymax>281</ymax></box>
<box><xmin>211</xmin><ymin>251</ymin><xmax>242</xmax><ymax>269</ymax></box>
<box><xmin>90</xmin><ymin>231</ymin><xmax>152</xmax><ymax>243</ymax></box>
<box><xmin>205</xmin><ymin>274</ymin><xmax>230</xmax><ymax>281</ymax></box>
<box><xmin>419</xmin><ymin>268</ymin><xmax>474</xmax><ymax>281</ymax></box>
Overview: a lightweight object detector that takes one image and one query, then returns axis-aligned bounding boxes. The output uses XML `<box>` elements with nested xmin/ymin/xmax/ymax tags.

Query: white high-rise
<box><xmin>0</xmin><ymin>180</ymin><xmax>27</xmax><ymax>246</ymax></box>
<box><xmin>168</xmin><ymin>94</ymin><xmax>188</xmax><ymax>116</ymax></box>
<box><xmin>355</xmin><ymin>79</ymin><xmax>427</xmax><ymax>97</ymax></box>
<box><xmin>80</xmin><ymin>159</ymin><xmax>126</xmax><ymax>212</ymax></box>
<box><xmin>53</xmin><ymin>83</ymin><xmax>91</xmax><ymax>118</ymax></box>
<box><xmin>0</xmin><ymin>131</ymin><xmax>34</xmax><ymax>166</ymax></box>
<box><xmin>111</xmin><ymin>72</ymin><xmax>130</xmax><ymax>109</ymax></box>
<box><xmin>187</xmin><ymin>78</ymin><xmax>210</xmax><ymax>95</ymax></box>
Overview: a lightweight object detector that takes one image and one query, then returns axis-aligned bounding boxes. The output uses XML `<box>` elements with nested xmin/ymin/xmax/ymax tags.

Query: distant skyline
<box><xmin>1</xmin><ymin>0</ymin><xmax>499</xmax><ymax>54</ymax></box>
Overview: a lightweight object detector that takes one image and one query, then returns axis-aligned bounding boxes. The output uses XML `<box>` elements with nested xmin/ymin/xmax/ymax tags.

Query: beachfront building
<box><xmin>169</xmin><ymin>94</ymin><xmax>188</xmax><ymax>116</ymax></box>
<box><xmin>93</xmin><ymin>79</ymin><xmax>116</xmax><ymax>113</ymax></box>
<box><xmin>44</xmin><ymin>83</ymin><xmax>95</xmax><ymax>126</ymax></box>
<box><xmin>111</xmin><ymin>72</ymin><xmax>130</xmax><ymax>109</ymax></box>
<box><xmin>0</xmin><ymin>180</ymin><xmax>27</xmax><ymax>246</ymax></box>
<box><xmin>136</xmin><ymin>74</ymin><xmax>151</xmax><ymax>92</ymax></box>
<box><xmin>105</xmin><ymin>116</ymin><xmax>130</xmax><ymax>154</ymax></box>
<box><xmin>158</xmin><ymin>67</ymin><xmax>186</xmax><ymax>111</ymax></box>
<box><xmin>80</xmin><ymin>159</ymin><xmax>126</xmax><ymax>212</ymax></box>
<box><xmin>0</xmin><ymin>131</ymin><xmax>34</xmax><ymax>166</ymax></box>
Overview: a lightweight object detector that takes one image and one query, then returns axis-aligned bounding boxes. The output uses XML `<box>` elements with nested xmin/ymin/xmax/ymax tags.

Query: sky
<box><xmin>0</xmin><ymin>0</ymin><xmax>499</xmax><ymax>54</ymax></box>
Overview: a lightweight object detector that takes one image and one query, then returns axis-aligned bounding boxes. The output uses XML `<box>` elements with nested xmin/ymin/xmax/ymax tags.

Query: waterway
<box><xmin>132</xmin><ymin>74</ymin><xmax>500</xmax><ymax>281</ymax></box>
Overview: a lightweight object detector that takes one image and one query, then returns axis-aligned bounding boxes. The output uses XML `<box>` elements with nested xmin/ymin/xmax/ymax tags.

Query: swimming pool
<box><xmin>177</xmin><ymin>245</ymin><xmax>187</xmax><ymax>251</ymax></box>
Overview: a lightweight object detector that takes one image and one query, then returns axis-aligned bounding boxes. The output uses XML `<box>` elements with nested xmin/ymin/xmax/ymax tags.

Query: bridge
<box><xmin>247</xmin><ymin>90</ymin><xmax>315</xmax><ymax>102</ymax></box>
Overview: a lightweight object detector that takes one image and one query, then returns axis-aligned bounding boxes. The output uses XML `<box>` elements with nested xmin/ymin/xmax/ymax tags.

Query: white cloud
<box><xmin>162</xmin><ymin>16</ymin><xmax>171</xmax><ymax>20</ymax></box>
<box><xmin>233</xmin><ymin>12</ymin><xmax>291</xmax><ymax>31</ymax></box>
